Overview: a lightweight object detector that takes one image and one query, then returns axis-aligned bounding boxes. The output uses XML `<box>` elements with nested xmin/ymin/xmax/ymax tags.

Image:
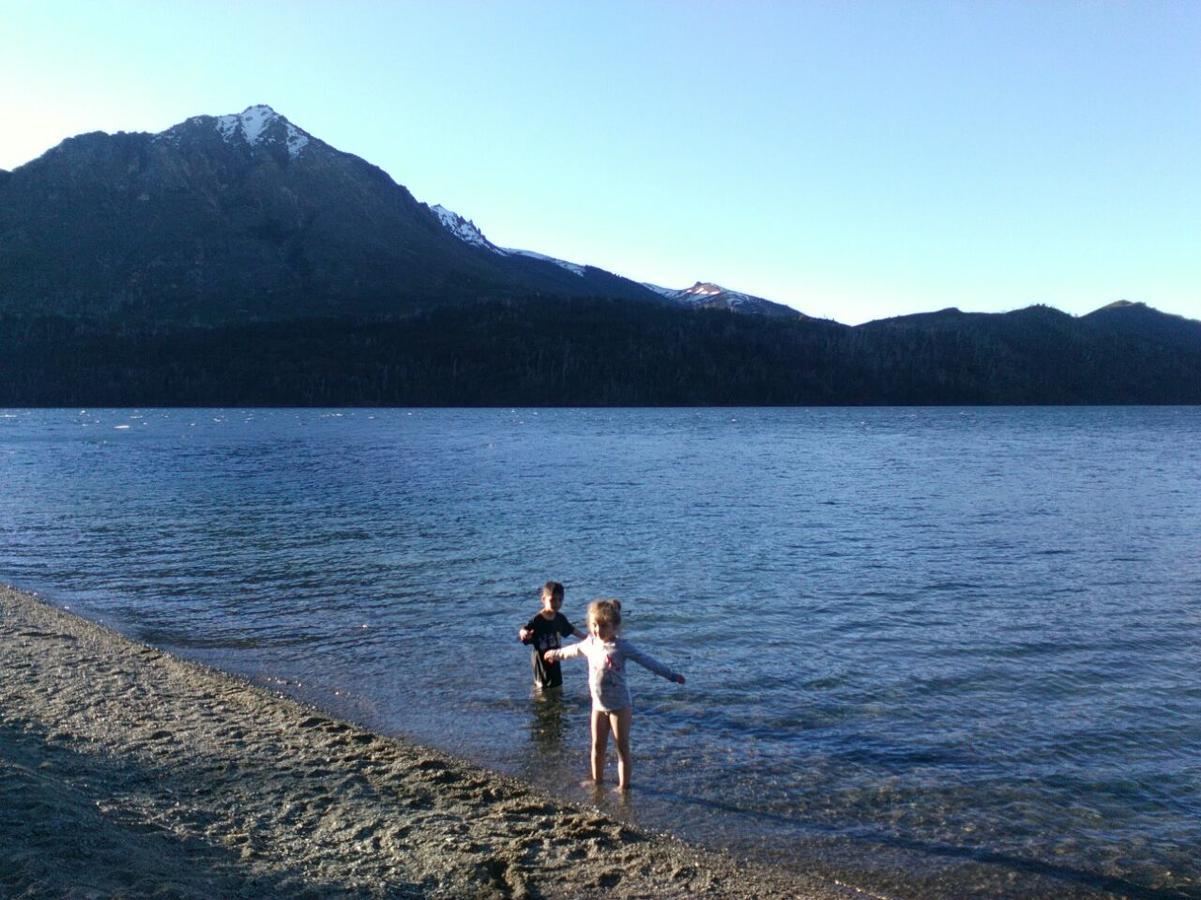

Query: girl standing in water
<box><xmin>545</xmin><ymin>599</ymin><xmax>685</xmax><ymax>791</ymax></box>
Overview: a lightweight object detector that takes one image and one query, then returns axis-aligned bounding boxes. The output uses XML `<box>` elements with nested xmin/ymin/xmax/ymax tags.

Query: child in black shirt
<box><xmin>518</xmin><ymin>581</ymin><xmax>586</xmax><ymax>690</ymax></box>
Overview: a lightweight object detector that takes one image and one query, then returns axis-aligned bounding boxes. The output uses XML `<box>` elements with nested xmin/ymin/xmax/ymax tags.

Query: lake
<box><xmin>1</xmin><ymin>407</ymin><xmax>1198</xmax><ymax>898</ymax></box>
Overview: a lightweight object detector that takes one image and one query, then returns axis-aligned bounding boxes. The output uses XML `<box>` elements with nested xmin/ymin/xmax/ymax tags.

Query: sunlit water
<box><xmin>2</xmin><ymin>407</ymin><xmax>1199</xmax><ymax>899</ymax></box>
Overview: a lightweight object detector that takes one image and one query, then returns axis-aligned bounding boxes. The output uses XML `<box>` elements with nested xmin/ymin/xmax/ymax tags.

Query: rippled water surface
<box><xmin>2</xmin><ymin>407</ymin><xmax>1199</xmax><ymax>898</ymax></box>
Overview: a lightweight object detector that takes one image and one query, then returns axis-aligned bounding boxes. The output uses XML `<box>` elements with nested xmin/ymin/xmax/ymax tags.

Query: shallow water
<box><xmin>2</xmin><ymin>407</ymin><xmax>1199</xmax><ymax>898</ymax></box>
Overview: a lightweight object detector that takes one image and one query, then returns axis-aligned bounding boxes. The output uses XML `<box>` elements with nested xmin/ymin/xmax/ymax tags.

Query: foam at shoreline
<box><xmin>0</xmin><ymin>585</ymin><xmax>859</xmax><ymax>898</ymax></box>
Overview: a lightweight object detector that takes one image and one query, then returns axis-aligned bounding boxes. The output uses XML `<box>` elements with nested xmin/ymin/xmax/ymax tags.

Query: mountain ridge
<box><xmin>1</xmin><ymin>105</ymin><xmax>1197</xmax><ymax>406</ymax></box>
<box><xmin>2</xmin><ymin>104</ymin><xmax>1191</xmax><ymax>329</ymax></box>
<box><xmin>0</xmin><ymin>105</ymin><xmax>805</xmax><ymax>324</ymax></box>
<box><xmin>0</xmin><ymin>105</ymin><xmax>671</xmax><ymax>325</ymax></box>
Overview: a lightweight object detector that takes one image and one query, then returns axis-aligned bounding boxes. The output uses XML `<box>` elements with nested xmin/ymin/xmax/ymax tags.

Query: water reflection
<box><xmin>528</xmin><ymin>688</ymin><xmax>568</xmax><ymax>754</ymax></box>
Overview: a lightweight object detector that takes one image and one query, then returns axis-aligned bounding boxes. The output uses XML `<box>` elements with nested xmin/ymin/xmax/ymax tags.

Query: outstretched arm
<box><xmin>546</xmin><ymin>640</ymin><xmax>587</xmax><ymax>664</ymax></box>
<box><xmin>624</xmin><ymin>643</ymin><xmax>685</xmax><ymax>684</ymax></box>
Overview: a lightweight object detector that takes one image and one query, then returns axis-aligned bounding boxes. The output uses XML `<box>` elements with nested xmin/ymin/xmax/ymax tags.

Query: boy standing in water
<box><xmin>546</xmin><ymin>599</ymin><xmax>685</xmax><ymax>791</ymax></box>
<box><xmin>518</xmin><ymin>581</ymin><xmax>585</xmax><ymax>691</ymax></box>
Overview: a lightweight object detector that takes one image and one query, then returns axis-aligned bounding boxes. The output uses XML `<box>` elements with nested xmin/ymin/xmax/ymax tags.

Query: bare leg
<box><xmin>590</xmin><ymin>706</ymin><xmax>611</xmax><ymax>784</ymax></box>
<box><xmin>611</xmin><ymin>707</ymin><xmax>633</xmax><ymax>791</ymax></box>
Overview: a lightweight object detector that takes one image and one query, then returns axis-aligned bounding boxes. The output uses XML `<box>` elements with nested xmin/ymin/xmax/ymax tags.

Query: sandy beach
<box><xmin>0</xmin><ymin>585</ymin><xmax>862</xmax><ymax>899</ymax></box>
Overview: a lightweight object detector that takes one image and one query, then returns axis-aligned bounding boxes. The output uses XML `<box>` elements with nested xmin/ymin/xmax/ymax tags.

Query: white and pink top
<box><xmin>556</xmin><ymin>635</ymin><xmax>680</xmax><ymax>712</ymax></box>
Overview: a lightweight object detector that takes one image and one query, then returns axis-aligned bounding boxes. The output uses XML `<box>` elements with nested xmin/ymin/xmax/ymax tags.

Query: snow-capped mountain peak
<box><xmin>649</xmin><ymin>281</ymin><xmax>753</xmax><ymax>306</ymax></box>
<box><xmin>186</xmin><ymin>105</ymin><xmax>311</xmax><ymax>158</ymax></box>
<box><xmin>644</xmin><ymin>280</ymin><xmax>803</xmax><ymax>318</ymax></box>
<box><xmin>683</xmin><ymin>282</ymin><xmax>731</xmax><ymax>299</ymax></box>
<box><xmin>216</xmin><ymin>105</ymin><xmax>277</xmax><ymax>143</ymax></box>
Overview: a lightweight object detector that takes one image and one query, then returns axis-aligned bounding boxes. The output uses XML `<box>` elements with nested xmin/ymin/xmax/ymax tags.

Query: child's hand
<box><xmin>672</xmin><ymin>673</ymin><xmax>686</xmax><ymax>684</ymax></box>
<box><xmin>518</xmin><ymin>628</ymin><xmax>532</xmax><ymax>643</ymax></box>
<box><xmin>543</xmin><ymin>650</ymin><xmax>557</xmax><ymax>663</ymax></box>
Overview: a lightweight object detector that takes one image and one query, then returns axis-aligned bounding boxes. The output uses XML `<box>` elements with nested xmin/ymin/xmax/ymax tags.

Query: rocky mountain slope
<box><xmin>0</xmin><ymin>106</ymin><xmax>671</xmax><ymax>324</ymax></box>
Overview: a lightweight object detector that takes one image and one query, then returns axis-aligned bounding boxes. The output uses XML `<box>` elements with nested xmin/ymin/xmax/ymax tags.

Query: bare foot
<box><xmin>581</xmin><ymin>778</ymin><xmax>602</xmax><ymax>790</ymax></box>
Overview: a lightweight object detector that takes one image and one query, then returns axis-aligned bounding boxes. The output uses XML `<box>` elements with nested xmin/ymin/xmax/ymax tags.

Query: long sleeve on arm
<box><xmin>621</xmin><ymin>641</ymin><xmax>679</xmax><ymax>681</ymax></box>
<box><xmin>554</xmin><ymin>639</ymin><xmax>588</xmax><ymax>661</ymax></box>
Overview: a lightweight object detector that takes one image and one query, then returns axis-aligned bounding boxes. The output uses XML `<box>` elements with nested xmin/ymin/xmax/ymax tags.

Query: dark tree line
<box><xmin>2</xmin><ymin>297</ymin><xmax>1199</xmax><ymax>406</ymax></box>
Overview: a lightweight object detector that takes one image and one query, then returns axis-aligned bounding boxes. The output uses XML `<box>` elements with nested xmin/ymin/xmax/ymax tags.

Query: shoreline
<box><xmin>0</xmin><ymin>584</ymin><xmax>862</xmax><ymax>899</ymax></box>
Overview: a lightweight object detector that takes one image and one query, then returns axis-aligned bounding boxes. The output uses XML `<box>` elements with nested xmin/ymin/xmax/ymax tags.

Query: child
<box><xmin>518</xmin><ymin>581</ymin><xmax>586</xmax><ymax>691</ymax></box>
<box><xmin>545</xmin><ymin>599</ymin><xmax>684</xmax><ymax>791</ymax></box>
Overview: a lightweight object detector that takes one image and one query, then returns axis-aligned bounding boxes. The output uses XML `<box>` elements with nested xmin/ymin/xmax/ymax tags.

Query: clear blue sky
<box><xmin>2</xmin><ymin>0</ymin><xmax>1197</xmax><ymax>325</ymax></box>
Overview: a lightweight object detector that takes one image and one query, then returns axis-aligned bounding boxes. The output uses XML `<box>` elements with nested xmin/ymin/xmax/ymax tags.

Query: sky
<box><xmin>2</xmin><ymin>0</ymin><xmax>1198</xmax><ymax>325</ymax></box>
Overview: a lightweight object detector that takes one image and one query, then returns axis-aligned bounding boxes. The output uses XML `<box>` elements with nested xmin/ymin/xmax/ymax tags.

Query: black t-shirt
<box><xmin>523</xmin><ymin>612</ymin><xmax>576</xmax><ymax>688</ymax></box>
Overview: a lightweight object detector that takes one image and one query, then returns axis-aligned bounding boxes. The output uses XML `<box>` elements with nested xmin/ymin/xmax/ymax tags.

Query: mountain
<box><xmin>851</xmin><ymin>303</ymin><xmax>1201</xmax><ymax>403</ymax></box>
<box><xmin>424</xmin><ymin>202</ymin><xmax>677</xmax><ymax>305</ymax></box>
<box><xmin>642</xmin><ymin>281</ymin><xmax>804</xmax><ymax>318</ymax></box>
<box><xmin>1</xmin><ymin>105</ymin><xmax>1198</xmax><ymax>406</ymax></box>
<box><xmin>426</xmin><ymin>205</ymin><xmax>801</xmax><ymax>318</ymax></box>
<box><xmin>0</xmin><ymin>105</ymin><xmax>669</xmax><ymax>325</ymax></box>
<box><xmin>1084</xmin><ymin>300</ymin><xmax>1201</xmax><ymax>352</ymax></box>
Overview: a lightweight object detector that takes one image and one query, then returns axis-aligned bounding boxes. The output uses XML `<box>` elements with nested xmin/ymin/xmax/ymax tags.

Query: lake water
<box><xmin>1</xmin><ymin>407</ymin><xmax>1198</xmax><ymax>899</ymax></box>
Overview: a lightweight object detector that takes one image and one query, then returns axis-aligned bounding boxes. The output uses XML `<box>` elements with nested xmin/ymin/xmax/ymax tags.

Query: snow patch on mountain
<box><xmin>430</xmin><ymin>204</ymin><xmax>587</xmax><ymax>276</ymax></box>
<box><xmin>682</xmin><ymin>282</ymin><xmax>756</xmax><ymax>307</ymax></box>
<box><xmin>430</xmin><ymin>205</ymin><xmax>500</xmax><ymax>252</ymax></box>
<box><xmin>643</xmin><ymin>281</ymin><xmax>802</xmax><ymax>318</ymax></box>
<box><xmin>211</xmin><ymin>105</ymin><xmax>309</xmax><ymax>158</ymax></box>
<box><xmin>645</xmin><ymin>281</ymin><xmax>753</xmax><ymax>306</ymax></box>
<box><xmin>428</xmin><ymin>204</ymin><xmax>797</xmax><ymax>308</ymax></box>
<box><xmin>285</xmin><ymin>128</ymin><xmax>309</xmax><ymax>157</ymax></box>
<box><xmin>641</xmin><ymin>282</ymin><xmax>677</xmax><ymax>299</ymax></box>
<box><xmin>507</xmin><ymin>249</ymin><xmax>586</xmax><ymax>277</ymax></box>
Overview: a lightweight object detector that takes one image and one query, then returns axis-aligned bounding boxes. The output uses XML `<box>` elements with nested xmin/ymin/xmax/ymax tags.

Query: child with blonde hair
<box><xmin>545</xmin><ymin>599</ymin><xmax>684</xmax><ymax>791</ymax></box>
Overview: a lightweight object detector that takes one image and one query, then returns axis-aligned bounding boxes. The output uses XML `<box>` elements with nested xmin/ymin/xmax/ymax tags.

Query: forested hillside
<box><xmin>3</xmin><ymin>298</ymin><xmax>1198</xmax><ymax>406</ymax></box>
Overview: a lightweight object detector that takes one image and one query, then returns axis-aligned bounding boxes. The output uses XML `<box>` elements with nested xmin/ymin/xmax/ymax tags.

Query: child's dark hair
<box><xmin>541</xmin><ymin>581</ymin><xmax>565</xmax><ymax>602</ymax></box>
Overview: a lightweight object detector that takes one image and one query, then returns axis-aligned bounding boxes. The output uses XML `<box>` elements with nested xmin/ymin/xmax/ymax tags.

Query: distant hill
<box><xmin>850</xmin><ymin>302</ymin><xmax>1201</xmax><ymax>404</ymax></box>
<box><xmin>1</xmin><ymin>106</ymin><xmax>1198</xmax><ymax>405</ymax></box>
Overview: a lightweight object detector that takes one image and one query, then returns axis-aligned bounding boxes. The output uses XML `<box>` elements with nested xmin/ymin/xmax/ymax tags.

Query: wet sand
<box><xmin>0</xmin><ymin>585</ymin><xmax>864</xmax><ymax>899</ymax></box>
